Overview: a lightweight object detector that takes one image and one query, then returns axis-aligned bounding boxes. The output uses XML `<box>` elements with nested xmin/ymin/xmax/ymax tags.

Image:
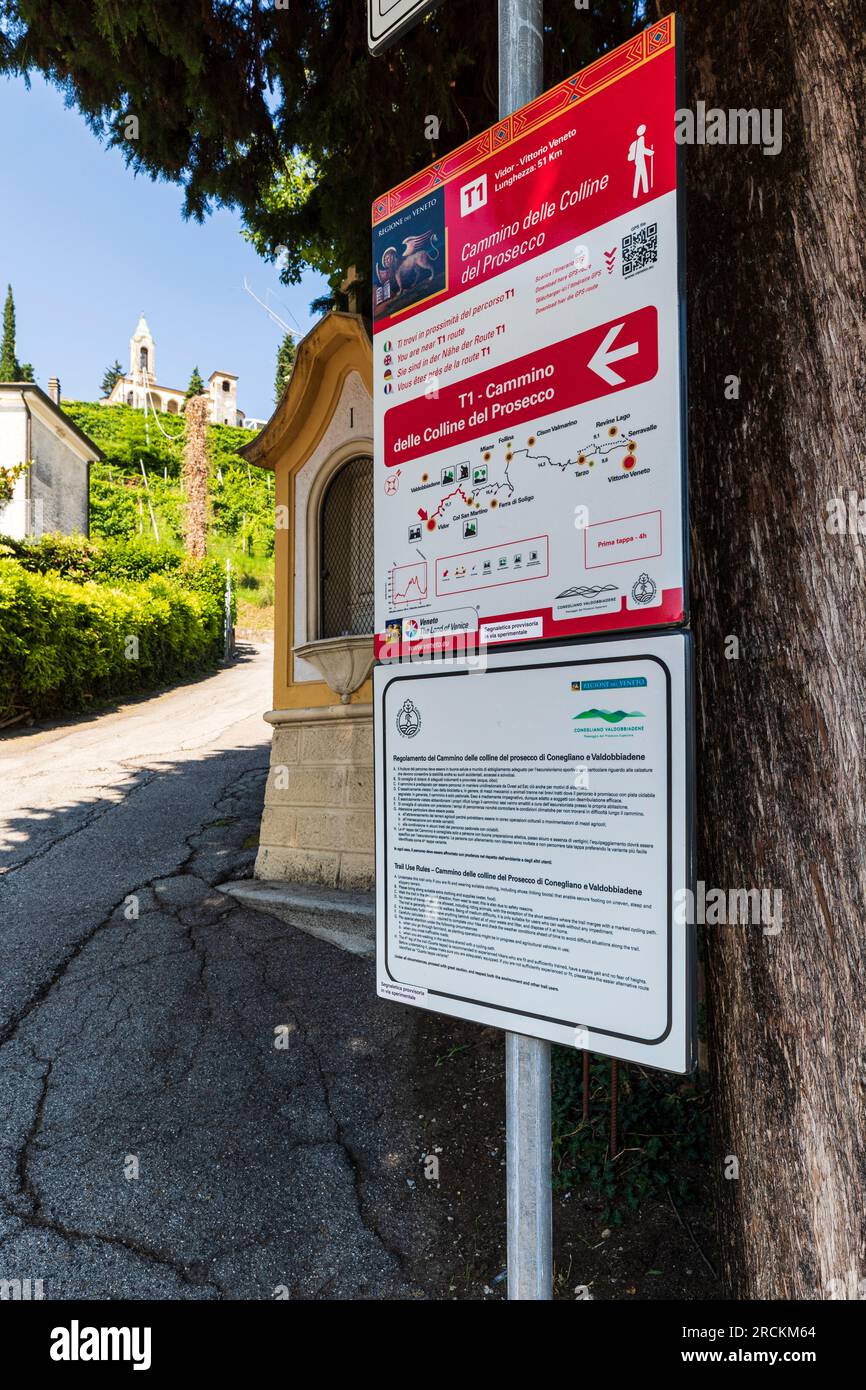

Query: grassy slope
<box><xmin>64</xmin><ymin>399</ymin><xmax>275</xmax><ymax>630</ymax></box>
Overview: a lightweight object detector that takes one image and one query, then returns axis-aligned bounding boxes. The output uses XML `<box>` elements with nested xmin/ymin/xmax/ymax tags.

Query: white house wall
<box><xmin>0</xmin><ymin>393</ymin><xmax>29</xmax><ymax>538</ymax></box>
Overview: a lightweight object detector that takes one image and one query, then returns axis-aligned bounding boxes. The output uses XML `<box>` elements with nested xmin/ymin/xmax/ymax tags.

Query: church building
<box><xmin>103</xmin><ymin>315</ymin><xmax>246</xmax><ymax>426</ymax></box>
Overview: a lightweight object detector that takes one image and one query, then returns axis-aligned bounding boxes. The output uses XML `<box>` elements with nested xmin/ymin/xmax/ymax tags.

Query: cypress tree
<box><xmin>274</xmin><ymin>334</ymin><xmax>296</xmax><ymax>404</ymax></box>
<box><xmin>186</xmin><ymin>365</ymin><xmax>205</xmax><ymax>398</ymax></box>
<box><xmin>101</xmin><ymin>359</ymin><xmax>124</xmax><ymax>396</ymax></box>
<box><xmin>0</xmin><ymin>285</ymin><xmax>19</xmax><ymax>381</ymax></box>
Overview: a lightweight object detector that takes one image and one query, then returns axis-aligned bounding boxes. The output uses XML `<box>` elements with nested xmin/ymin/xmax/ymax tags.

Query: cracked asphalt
<box><xmin>0</xmin><ymin>644</ymin><xmax>473</xmax><ymax>1300</ymax></box>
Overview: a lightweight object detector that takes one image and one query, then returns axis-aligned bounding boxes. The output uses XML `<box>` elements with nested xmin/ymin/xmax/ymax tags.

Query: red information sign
<box><xmin>373</xmin><ymin>15</ymin><xmax>686</xmax><ymax>657</ymax></box>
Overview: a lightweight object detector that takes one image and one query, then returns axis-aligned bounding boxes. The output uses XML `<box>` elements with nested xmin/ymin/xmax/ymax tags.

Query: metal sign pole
<box><xmin>498</xmin><ymin>0</ymin><xmax>552</xmax><ymax>1303</ymax></box>
<box><xmin>499</xmin><ymin>0</ymin><xmax>543</xmax><ymax>121</ymax></box>
<box><xmin>506</xmin><ymin>1031</ymin><xmax>552</xmax><ymax>1299</ymax></box>
<box><xmin>224</xmin><ymin>558</ymin><xmax>232</xmax><ymax>662</ymax></box>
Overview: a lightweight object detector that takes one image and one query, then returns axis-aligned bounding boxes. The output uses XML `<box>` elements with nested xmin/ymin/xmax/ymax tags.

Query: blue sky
<box><xmin>0</xmin><ymin>75</ymin><xmax>328</xmax><ymax>421</ymax></box>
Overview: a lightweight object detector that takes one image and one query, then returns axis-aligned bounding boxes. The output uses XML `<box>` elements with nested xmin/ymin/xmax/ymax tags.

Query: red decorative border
<box><xmin>372</xmin><ymin>15</ymin><xmax>675</xmax><ymax>224</ymax></box>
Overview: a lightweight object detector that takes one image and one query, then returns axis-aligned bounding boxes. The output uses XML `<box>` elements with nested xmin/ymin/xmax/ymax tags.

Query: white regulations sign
<box><xmin>375</xmin><ymin>633</ymin><xmax>695</xmax><ymax>1072</ymax></box>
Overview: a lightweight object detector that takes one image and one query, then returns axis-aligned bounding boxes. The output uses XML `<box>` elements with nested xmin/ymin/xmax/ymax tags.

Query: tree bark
<box><xmin>681</xmin><ymin>0</ymin><xmax>866</xmax><ymax>1297</ymax></box>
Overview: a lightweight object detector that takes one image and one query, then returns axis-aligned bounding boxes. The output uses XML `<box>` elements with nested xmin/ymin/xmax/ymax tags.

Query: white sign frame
<box><xmin>368</xmin><ymin>0</ymin><xmax>442</xmax><ymax>55</ymax></box>
<box><xmin>375</xmin><ymin>632</ymin><xmax>695</xmax><ymax>1073</ymax></box>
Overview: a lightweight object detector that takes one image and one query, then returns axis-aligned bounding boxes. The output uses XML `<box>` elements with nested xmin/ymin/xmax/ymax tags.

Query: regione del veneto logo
<box><xmin>372</xmin><ymin>187</ymin><xmax>446</xmax><ymax>322</ymax></box>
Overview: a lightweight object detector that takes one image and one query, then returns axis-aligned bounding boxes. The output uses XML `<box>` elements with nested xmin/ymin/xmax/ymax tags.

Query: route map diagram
<box><xmin>383</xmin><ymin>405</ymin><xmax>664</xmax><ymax>634</ymax></box>
<box><xmin>411</xmin><ymin>421</ymin><xmax>646</xmax><ymax>526</ymax></box>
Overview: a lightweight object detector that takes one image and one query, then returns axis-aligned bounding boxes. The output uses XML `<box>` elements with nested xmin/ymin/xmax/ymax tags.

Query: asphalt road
<box><xmin>0</xmin><ymin>646</ymin><xmax>451</xmax><ymax>1299</ymax></box>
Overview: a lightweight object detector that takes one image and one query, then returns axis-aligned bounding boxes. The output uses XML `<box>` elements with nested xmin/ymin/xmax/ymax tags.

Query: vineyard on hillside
<box><xmin>64</xmin><ymin>400</ymin><xmax>275</xmax><ymax>630</ymax></box>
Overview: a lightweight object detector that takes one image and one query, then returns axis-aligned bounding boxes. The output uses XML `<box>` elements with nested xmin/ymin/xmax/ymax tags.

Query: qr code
<box><xmin>622</xmin><ymin>223</ymin><xmax>658</xmax><ymax>278</ymax></box>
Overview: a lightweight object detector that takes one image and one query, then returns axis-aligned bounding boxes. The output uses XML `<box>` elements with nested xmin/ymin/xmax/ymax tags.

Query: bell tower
<box><xmin>130</xmin><ymin>314</ymin><xmax>155</xmax><ymax>391</ymax></box>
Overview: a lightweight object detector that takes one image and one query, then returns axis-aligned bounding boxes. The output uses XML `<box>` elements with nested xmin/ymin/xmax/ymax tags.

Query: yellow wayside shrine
<box><xmin>241</xmin><ymin>312</ymin><xmax>375</xmax><ymax>890</ymax></box>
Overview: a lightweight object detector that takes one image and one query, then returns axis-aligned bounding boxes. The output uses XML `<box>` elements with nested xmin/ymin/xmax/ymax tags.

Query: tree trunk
<box><xmin>183</xmin><ymin>394</ymin><xmax>210</xmax><ymax>559</ymax></box>
<box><xmin>681</xmin><ymin>0</ymin><xmax>866</xmax><ymax>1297</ymax></box>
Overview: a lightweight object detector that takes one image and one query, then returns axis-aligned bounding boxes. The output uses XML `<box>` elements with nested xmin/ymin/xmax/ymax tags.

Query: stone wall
<box><xmin>255</xmin><ymin>705</ymin><xmax>374</xmax><ymax>890</ymax></box>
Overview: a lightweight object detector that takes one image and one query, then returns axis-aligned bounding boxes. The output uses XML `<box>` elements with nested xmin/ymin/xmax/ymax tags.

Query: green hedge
<box><xmin>0</xmin><ymin>532</ymin><xmax>229</xmax><ymax>607</ymax></box>
<box><xmin>0</xmin><ymin>558</ymin><xmax>224</xmax><ymax>720</ymax></box>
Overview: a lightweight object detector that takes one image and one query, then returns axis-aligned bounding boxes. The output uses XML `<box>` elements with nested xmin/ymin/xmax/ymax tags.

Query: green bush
<box><xmin>0</xmin><ymin>533</ymin><xmax>231</xmax><ymax>616</ymax></box>
<box><xmin>0</xmin><ymin>558</ymin><xmax>224</xmax><ymax>720</ymax></box>
<box><xmin>88</xmin><ymin>474</ymin><xmax>141</xmax><ymax>540</ymax></box>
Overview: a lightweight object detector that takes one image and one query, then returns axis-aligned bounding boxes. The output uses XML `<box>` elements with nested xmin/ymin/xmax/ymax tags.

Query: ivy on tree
<box><xmin>182</xmin><ymin>395</ymin><xmax>210</xmax><ymax>559</ymax></box>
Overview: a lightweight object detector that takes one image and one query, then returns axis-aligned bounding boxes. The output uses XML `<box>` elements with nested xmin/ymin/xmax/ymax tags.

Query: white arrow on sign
<box><xmin>587</xmin><ymin>322</ymin><xmax>640</xmax><ymax>386</ymax></box>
